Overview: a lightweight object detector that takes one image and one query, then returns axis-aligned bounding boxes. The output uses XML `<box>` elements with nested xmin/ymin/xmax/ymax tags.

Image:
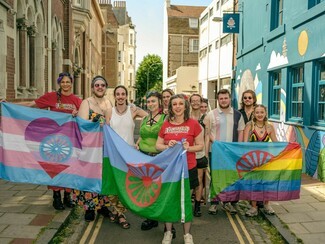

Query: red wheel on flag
<box><xmin>125</xmin><ymin>163</ymin><xmax>163</xmax><ymax>207</ymax></box>
<box><xmin>236</xmin><ymin>150</ymin><xmax>274</xmax><ymax>178</ymax></box>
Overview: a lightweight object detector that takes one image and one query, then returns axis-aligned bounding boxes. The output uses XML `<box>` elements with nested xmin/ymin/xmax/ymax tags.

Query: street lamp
<box><xmin>146</xmin><ymin>62</ymin><xmax>161</xmax><ymax>92</ymax></box>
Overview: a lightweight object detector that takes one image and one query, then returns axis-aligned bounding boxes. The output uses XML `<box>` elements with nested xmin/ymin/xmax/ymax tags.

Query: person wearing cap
<box><xmin>14</xmin><ymin>72</ymin><xmax>82</xmax><ymax>210</ymax></box>
<box><xmin>73</xmin><ymin>75</ymin><xmax>113</xmax><ymax>222</ymax></box>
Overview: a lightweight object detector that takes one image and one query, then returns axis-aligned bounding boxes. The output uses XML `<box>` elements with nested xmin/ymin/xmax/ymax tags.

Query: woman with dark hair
<box><xmin>243</xmin><ymin>104</ymin><xmax>278</xmax><ymax>217</ymax></box>
<box><xmin>14</xmin><ymin>72</ymin><xmax>82</xmax><ymax>211</ymax></box>
<box><xmin>156</xmin><ymin>94</ymin><xmax>204</xmax><ymax>244</ymax></box>
<box><xmin>200</xmin><ymin>98</ymin><xmax>209</xmax><ymax>115</ymax></box>
<box><xmin>239</xmin><ymin>89</ymin><xmax>257</xmax><ymax>124</ymax></box>
<box><xmin>135</xmin><ymin>91</ymin><xmax>165</xmax><ymax>231</ymax></box>
<box><xmin>73</xmin><ymin>75</ymin><xmax>112</xmax><ymax>222</ymax></box>
<box><xmin>162</xmin><ymin>88</ymin><xmax>175</xmax><ymax>115</ymax></box>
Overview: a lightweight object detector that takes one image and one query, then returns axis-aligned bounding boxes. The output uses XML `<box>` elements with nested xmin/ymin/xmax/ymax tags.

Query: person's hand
<box><xmin>167</xmin><ymin>140</ymin><xmax>177</xmax><ymax>147</ymax></box>
<box><xmin>71</xmin><ymin>109</ymin><xmax>78</xmax><ymax>117</ymax></box>
<box><xmin>182</xmin><ymin>140</ymin><xmax>190</xmax><ymax>151</ymax></box>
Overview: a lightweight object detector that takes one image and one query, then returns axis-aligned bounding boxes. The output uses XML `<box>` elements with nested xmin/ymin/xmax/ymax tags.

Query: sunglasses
<box><xmin>243</xmin><ymin>96</ymin><xmax>252</xmax><ymax>100</ymax></box>
<box><xmin>94</xmin><ymin>83</ymin><xmax>106</xmax><ymax>88</ymax></box>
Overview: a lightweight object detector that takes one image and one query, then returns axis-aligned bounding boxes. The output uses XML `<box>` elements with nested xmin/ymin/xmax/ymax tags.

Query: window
<box><xmin>221</xmin><ymin>34</ymin><xmax>232</xmax><ymax>46</ymax></box>
<box><xmin>189</xmin><ymin>18</ymin><xmax>198</xmax><ymax>28</ymax></box>
<box><xmin>270</xmin><ymin>70</ymin><xmax>282</xmax><ymax>118</ymax></box>
<box><xmin>316</xmin><ymin>62</ymin><xmax>325</xmax><ymax>123</ymax></box>
<box><xmin>215</xmin><ymin>40</ymin><xmax>219</xmax><ymax>49</ymax></box>
<box><xmin>189</xmin><ymin>39</ymin><xmax>199</xmax><ymax>53</ymax></box>
<box><xmin>221</xmin><ymin>0</ymin><xmax>229</xmax><ymax>5</ymax></box>
<box><xmin>129</xmin><ymin>73</ymin><xmax>133</xmax><ymax>87</ymax></box>
<box><xmin>209</xmin><ymin>8</ymin><xmax>214</xmax><ymax>17</ymax></box>
<box><xmin>118</xmin><ymin>51</ymin><xmax>121</xmax><ymax>62</ymax></box>
<box><xmin>199</xmin><ymin>48</ymin><xmax>207</xmax><ymax>58</ymax></box>
<box><xmin>270</xmin><ymin>0</ymin><xmax>283</xmax><ymax>31</ymax></box>
<box><xmin>209</xmin><ymin>45</ymin><xmax>212</xmax><ymax>52</ymax></box>
<box><xmin>200</xmin><ymin>13</ymin><xmax>208</xmax><ymax>24</ymax></box>
<box><xmin>130</xmin><ymin>54</ymin><xmax>133</xmax><ymax>65</ymax></box>
<box><xmin>216</xmin><ymin>1</ymin><xmax>220</xmax><ymax>11</ymax></box>
<box><xmin>308</xmin><ymin>0</ymin><xmax>324</xmax><ymax>9</ymax></box>
<box><xmin>289</xmin><ymin>65</ymin><xmax>304</xmax><ymax>121</ymax></box>
<box><xmin>129</xmin><ymin>34</ymin><xmax>133</xmax><ymax>45</ymax></box>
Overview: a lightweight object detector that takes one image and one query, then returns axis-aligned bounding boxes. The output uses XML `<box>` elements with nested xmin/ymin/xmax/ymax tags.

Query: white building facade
<box><xmin>198</xmin><ymin>0</ymin><xmax>234</xmax><ymax>109</ymax></box>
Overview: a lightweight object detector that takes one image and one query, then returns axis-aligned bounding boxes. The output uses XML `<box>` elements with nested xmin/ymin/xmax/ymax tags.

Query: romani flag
<box><xmin>102</xmin><ymin>125</ymin><xmax>193</xmax><ymax>223</ymax></box>
<box><xmin>0</xmin><ymin>103</ymin><xmax>102</xmax><ymax>193</ymax></box>
<box><xmin>210</xmin><ymin>141</ymin><xmax>302</xmax><ymax>202</ymax></box>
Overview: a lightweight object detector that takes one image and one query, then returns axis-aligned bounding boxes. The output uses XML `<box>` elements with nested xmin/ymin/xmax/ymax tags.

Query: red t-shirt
<box><xmin>158</xmin><ymin>118</ymin><xmax>202</xmax><ymax>169</ymax></box>
<box><xmin>35</xmin><ymin>92</ymin><xmax>82</xmax><ymax>114</ymax></box>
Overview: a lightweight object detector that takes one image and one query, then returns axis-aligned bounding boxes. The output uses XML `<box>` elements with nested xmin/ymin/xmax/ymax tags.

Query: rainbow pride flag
<box><xmin>102</xmin><ymin>125</ymin><xmax>192</xmax><ymax>223</ymax></box>
<box><xmin>0</xmin><ymin>103</ymin><xmax>102</xmax><ymax>192</ymax></box>
<box><xmin>211</xmin><ymin>141</ymin><xmax>302</xmax><ymax>202</ymax></box>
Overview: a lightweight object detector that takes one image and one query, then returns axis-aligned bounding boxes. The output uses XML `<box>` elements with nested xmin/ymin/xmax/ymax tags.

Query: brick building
<box><xmin>0</xmin><ymin>0</ymin><xmax>104</xmax><ymax>101</ymax></box>
<box><xmin>163</xmin><ymin>0</ymin><xmax>206</xmax><ymax>94</ymax></box>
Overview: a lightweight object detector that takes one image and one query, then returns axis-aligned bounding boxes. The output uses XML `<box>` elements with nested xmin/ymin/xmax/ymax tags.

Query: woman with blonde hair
<box><xmin>243</xmin><ymin>104</ymin><xmax>278</xmax><ymax>217</ymax></box>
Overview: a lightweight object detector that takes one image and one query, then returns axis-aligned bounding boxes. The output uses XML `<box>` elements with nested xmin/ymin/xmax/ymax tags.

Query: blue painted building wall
<box><xmin>235</xmin><ymin>0</ymin><xmax>325</xmax><ymax>180</ymax></box>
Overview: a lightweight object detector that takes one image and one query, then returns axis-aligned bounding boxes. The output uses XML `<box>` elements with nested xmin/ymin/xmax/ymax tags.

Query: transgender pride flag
<box><xmin>0</xmin><ymin>103</ymin><xmax>102</xmax><ymax>193</ymax></box>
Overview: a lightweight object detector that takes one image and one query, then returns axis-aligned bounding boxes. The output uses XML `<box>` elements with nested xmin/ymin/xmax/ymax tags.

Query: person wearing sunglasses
<box><xmin>239</xmin><ymin>90</ymin><xmax>257</xmax><ymax>124</ymax></box>
<box><xmin>73</xmin><ymin>76</ymin><xmax>113</xmax><ymax>222</ymax></box>
<box><xmin>13</xmin><ymin>72</ymin><xmax>82</xmax><ymax>211</ymax></box>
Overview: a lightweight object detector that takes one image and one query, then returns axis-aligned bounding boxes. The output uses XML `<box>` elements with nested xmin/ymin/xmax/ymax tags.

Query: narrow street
<box><xmin>77</xmin><ymin>204</ymin><xmax>262</xmax><ymax>244</ymax></box>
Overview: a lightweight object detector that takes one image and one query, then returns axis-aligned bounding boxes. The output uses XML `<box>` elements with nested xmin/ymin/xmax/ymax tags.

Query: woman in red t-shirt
<box><xmin>14</xmin><ymin>72</ymin><xmax>82</xmax><ymax>211</ymax></box>
<box><xmin>156</xmin><ymin>94</ymin><xmax>204</xmax><ymax>244</ymax></box>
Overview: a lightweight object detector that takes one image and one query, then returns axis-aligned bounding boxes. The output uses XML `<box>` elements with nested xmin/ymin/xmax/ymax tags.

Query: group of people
<box><xmin>5</xmin><ymin>71</ymin><xmax>279</xmax><ymax>244</ymax></box>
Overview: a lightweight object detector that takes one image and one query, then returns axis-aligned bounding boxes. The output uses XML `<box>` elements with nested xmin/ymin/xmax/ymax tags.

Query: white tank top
<box><xmin>110</xmin><ymin>105</ymin><xmax>135</xmax><ymax>146</ymax></box>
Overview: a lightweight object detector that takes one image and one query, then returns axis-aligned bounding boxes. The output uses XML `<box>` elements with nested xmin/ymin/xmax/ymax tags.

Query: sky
<box><xmin>126</xmin><ymin>0</ymin><xmax>212</xmax><ymax>67</ymax></box>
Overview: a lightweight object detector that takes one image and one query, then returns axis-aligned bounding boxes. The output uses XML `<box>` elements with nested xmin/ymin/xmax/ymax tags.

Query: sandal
<box><xmin>117</xmin><ymin>214</ymin><xmax>130</xmax><ymax>229</ymax></box>
<box><xmin>109</xmin><ymin>211</ymin><xmax>118</xmax><ymax>223</ymax></box>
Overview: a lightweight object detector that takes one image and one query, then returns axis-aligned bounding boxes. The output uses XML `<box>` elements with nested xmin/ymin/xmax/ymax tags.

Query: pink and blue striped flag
<box><xmin>0</xmin><ymin>103</ymin><xmax>102</xmax><ymax>192</ymax></box>
<box><xmin>211</xmin><ymin>141</ymin><xmax>302</xmax><ymax>202</ymax></box>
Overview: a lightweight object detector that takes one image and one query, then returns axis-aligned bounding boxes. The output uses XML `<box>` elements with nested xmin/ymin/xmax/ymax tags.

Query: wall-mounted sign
<box><xmin>223</xmin><ymin>13</ymin><xmax>240</xmax><ymax>33</ymax></box>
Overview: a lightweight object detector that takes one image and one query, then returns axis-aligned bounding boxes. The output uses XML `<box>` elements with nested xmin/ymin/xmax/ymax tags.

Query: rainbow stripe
<box><xmin>211</xmin><ymin>141</ymin><xmax>302</xmax><ymax>202</ymax></box>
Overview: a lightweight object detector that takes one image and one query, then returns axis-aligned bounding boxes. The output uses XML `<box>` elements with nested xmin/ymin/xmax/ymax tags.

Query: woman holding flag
<box><xmin>156</xmin><ymin>94</ymin><xmax>204</xmax><ymax>244</ymax></box>
<box><xmin>12</xmin><ymin>72</ymin><xmax>82</xmax><ymax>211</ymax></box>
<box><xmin>135</xmin><ymin>91</ymin><xmax>165</xmax><ymax>231</ymax></box>
<box><xmin>243</xmin><ymin>104</ymin><xmax>278</xmax><ymax>217</ymax></box>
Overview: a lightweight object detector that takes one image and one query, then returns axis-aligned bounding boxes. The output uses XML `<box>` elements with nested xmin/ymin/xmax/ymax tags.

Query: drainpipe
<box><xmin>47</xmin><ymin>1</ymin><xmax>52</xmax><ymax>91</ymax></box>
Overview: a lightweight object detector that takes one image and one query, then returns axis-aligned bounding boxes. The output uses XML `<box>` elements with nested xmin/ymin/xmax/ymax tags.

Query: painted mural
<box><xmin>235</xmin><ymin>34</ymin><xmax>325</xmax><ymax>182</ymax></box>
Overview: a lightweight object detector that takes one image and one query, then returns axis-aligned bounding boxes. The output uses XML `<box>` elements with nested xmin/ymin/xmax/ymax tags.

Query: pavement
<box><xmin>0</xmin><ymin>174</ymin><xmax>324</xmax><ymax>243</ymax></box>
<box><xmin>0</xmin><ymin>180</ymin><xmax>72</xmax><ymax>244</ymax></box>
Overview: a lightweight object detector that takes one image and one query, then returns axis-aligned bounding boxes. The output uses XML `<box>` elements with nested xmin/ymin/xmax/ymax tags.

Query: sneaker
<box><xmin>208</xmin><ymin>204</ymin><xmax>218</xmax><ymax>215</ymax></box>
<box><xmin>222</xmin><ymin>202</ymin><xmax>237</xmax><ymax>215</ymax></box>
<box><xmin>184</xmin><ymin>233</ymin><xmax>194</xmax><ymax>244</ymax></box>
<box><xmin>162</xmin><ymin>231</ymin><xmax>173</xmax><ymax>244</ymax></box>
<box><xmin>164</xmin><ymin>225</ymin><xmax>176</xmax><ymax>239</ymax></box>
<box><xmin>245</xmin><ymin>207</ymin><xmax>258</xmax><ymax>217</ymax></box>
<box><xmin>264</xmin><ymin>204</ymin><xmax>275</xmax><ymax>215</ymax></box>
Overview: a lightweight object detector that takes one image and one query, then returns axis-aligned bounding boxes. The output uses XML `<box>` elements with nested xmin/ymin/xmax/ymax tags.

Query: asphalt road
<box><xmin>78</xmin><ymin>204</ymin><xmax>256</xmax><ymax>244</ymax></box>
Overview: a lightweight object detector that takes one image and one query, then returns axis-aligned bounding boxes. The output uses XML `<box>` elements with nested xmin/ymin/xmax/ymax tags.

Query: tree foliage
<box><xmin>135</xmin><ymin>54</ymin><xmax>163</xmax><ymax>100</ymax></box>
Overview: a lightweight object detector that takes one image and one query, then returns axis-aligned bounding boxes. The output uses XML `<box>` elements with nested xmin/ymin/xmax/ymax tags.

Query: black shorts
<box><xmin>196</xmin><ymin>156</ymin><xmax>208</xmax><ymax>169</ymax></box>
<box><xmin>189</xmin><ymin>167</ymin><xmax>199</xmax><ymax>190</ymax></box>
